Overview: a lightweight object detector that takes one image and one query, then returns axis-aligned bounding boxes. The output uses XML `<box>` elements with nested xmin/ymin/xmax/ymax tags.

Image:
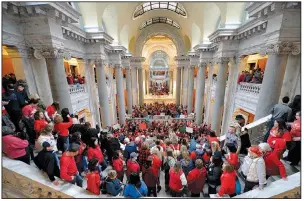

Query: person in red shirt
<box><xmin>126</xmin><ymin>152</ymin><xmax>140</xmax><ymax>181</ymax></box>
<box><xmin>226</xmin><ymin>146</ymin><xmax>240</xmax><ymax>170</ymax></box>
<box><xmin>259</xmin><ymin>143</ymin><xmax>287</xmax><ymax>180</ymax></box>
<box><xmin>208</xmin><ymin>130</ymin><xmax>219</xmax><ymax>144</ymax></box>
<box><xmin>112</xmin><ymin>151</ymin><xmax>124</xmax><ymax>182</ymax></box>
<box><xmin>287</xmin><ymin>111</ymin><xmax>301</xmax><ymax>165</ymax></box>
<box><xmin>67</xmin><ymin>74</ymin><xmax>74</xmax><ymax>85</ymax></box>
<box><xmin>267</xmin><ymin>119</ymin><xmax>289</xmax><ymax>150</ymax></box>
<box><xmin>86</xmin><ymin>158</ymin><xmax>101</xmax><ymax>195</ymax></box>
<box><xmin>169</xmin><ymin>161</ymin><xmax>187</xmax><ymax>197</ymax></box>
<box><xmin>60</xmin><ymin>143</ymin><xmax>83</xmax><ymax>187</ymax></box>
<box><xmin>45</xmin><ymin>102</ymin><xmax>59</xmax><ymax>122</ymax></box>
<box><xmin>54</xmin><ymin>114</ymin><xmax>73</xmax><ymax>153</ymax></box>
<box><xmin>22</xmin><ymin>99</ymin><xmax>38</xmax><ymax>118</ymax></box>
<box><xmin>34</xmin><ymin>111</ymin><xmax>48</xmax><ymax>137</ymax></box>
<box><xmin>87</xmin><ymin>137</ymin><xmax>107</xmax><ymax>173</ymax></box>
<box><xmin>237</xmin><ymin>71</ymin><xmax>245</xmax><ymax>84</ymax></box>
<box><xmin>187</xmin><ymin>159</ymin><xmax>207</xmax><ymax>197</ymax></box>
<box><xmin>216</xmin><ymin>163</ymin><xmax>236</xmax><ymax>197</ymax></box>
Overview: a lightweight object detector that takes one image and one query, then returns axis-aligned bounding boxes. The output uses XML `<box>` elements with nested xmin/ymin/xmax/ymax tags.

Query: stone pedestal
<box><xmin>125</xmin><ymin>67</ymin><xmax>133</xmax><ymax>114</ymax></box>
<box><xmin>195</xmin><ymin>63</ymin><xmax>207</xmax><ymax>124</ymax></box>
<box><xmin>175</xmin><ymin>67</ymin><xmax>182</xmax><ymax>105</ymax></box>
<box><xmin>187</xmin><ymin>66</ymin><xmax>195</xmax><ymax>113</ymax></box>
<box><xmin>45</xmin><ymin>57</ymin><xmax>73</xmax><ymax>112</ymax></box>
<box><xmin>211</xmin><ymin>58</ymin><xmax>230</xmax><ymax>135</ymax></box>
<box><xmin>255</xmin><ymin>54</ymin><xmax>288</xmax><ymax>120</ymax></box>
<box><xmin>95</xmin><ymin>60</ymin><xmax>111</xmax><ymax>128</ymax></box>
<box><xmin>115</xmin><ymin>65</ymin><xmax>126</xmax><ymax>125</ymax></box>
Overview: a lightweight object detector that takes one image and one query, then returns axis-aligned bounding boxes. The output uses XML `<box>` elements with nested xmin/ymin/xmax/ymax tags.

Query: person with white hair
<box><xmin>123</xmin><ymin>137</ymin><xmax>137</xmax><ymax>162</ymax></box>
<box><xmin>259</xmin><ymin>143</ymin><xmax>287</xmax><ymax>180</ymax></box>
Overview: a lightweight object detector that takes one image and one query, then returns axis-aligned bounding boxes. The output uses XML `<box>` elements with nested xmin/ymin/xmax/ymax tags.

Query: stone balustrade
<box><xmin>69</xmin><ymin>84</ymin><xmax>86</xmax><ymax>94</ymax></box>
<box><xmin>238</xmin><ymin>82</ymin><xmax>262</xmax><ymax>95</ymax></box>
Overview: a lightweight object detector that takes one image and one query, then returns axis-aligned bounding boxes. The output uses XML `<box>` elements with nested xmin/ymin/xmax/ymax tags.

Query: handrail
<box><xmin>69</xmin><ymin>84</ymin><xmax>86</xmax><ymax>94</ymax></box>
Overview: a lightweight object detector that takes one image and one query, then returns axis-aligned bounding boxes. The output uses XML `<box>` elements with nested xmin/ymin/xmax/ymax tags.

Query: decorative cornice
<box><xmin>130</xmin><ymin>57</ymin><xmax>145</xmax><ymax>63</ymax></box>
<box><xmin>105</xmin><ymin>45</ymin><xmax>127</xmax><ymax>54</ymax></box>
<box><xmin>259</xmin><ymin>41</ymin><xmax>301</xmax><ymax>56</ymax></box>
<box><xmin>33</xmin><ymin>47</ymin><xmax>71</xmax><ymax>60</ymax></box>
<box><xmin>215</xmin><ymin>57</ymin><xmax>231</xmax><ymax>64</ymax></box>
<box><xmin>113</xmin><ymin>64</ymin><xmax>123</xmax><ymax>69</ymax></box>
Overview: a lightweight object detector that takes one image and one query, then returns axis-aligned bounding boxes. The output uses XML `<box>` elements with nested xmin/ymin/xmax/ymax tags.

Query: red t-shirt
<box><xmin>46</xmin><ymin>105</ymin><xmax>57</xmax><ymax>118</ymax></box>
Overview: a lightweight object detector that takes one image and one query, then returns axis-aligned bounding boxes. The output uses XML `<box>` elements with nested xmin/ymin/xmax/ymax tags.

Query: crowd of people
<box><xmin>237</xmin><ymin>68</ymin><xmax>264</xmax><ymax>84</ymax></box>
<box><xmin>131</xmin><ymin>103</ymin><xmax>191</xmax><ymax>118</ymax></box>
<box><xmin>1</xmin><ymin>80</ymin><xmax>301</xmax><ymax>198</ymax></box>
<box><xmin>150</xmin><ymin>84</ymin><xmax>169</xmax><ymax>96</ymax></box>
<box><xmin>66</xmin><ymin>74</ymin><xmax>85</xmax><ymax>85</ymax></box>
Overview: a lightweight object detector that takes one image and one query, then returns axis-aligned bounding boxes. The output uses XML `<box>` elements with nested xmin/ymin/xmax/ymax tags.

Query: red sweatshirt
<box><xmin>54</xmin><ymin>117</ymin><xmax>73</xmax><ymax>137</ymax></box>
<box><xmin>151</xmin><ymin>154</ymin><xmax>162</xmax><ymax>176</ymax></box>
<box><xmin>226</xmin><ymin>153</ymin><xmax>240</xmax><ymax>170</ymax></box>
<box><xmin>87</xmin><ymin>145</ymin><xmax>104</xmax><ymax>163</ymax></box>
<box><xmin>187</xmin><ymin>167</ymin><xmax>207</xmax><ymax>194</ymax></box>
<box><xmin>264</xmin><ymin>151</ymin><xmax>287</xmax><ymax>178</ymax></box>
<box><xmin>127</xmin><ymin>160</ymin><xmax>140</xmax><ymax>177</ymax></box>
<box><xmin>86</xmin><ymin>171</ymin><xmax>101</xmax><ymax>195</ymax></box>
<box><xmin>218</xmin><ymin>171</ymin><xmax>236</xmax><ymax>196</ymax></box>
<box><xmin>34</xmin><ymin>119</ymin><xmax>48</xmax><ymax>134</ymax></box>
<box><xmin>60</xmin><ymin>152</ymin><xmax>78</xmax><ymax>181</ymax></box>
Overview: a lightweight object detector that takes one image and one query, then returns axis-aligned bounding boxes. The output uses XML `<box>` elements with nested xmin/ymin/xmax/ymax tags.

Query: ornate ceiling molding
<box><xmin>259</xmin><ymin>41</ymin><xmax>301</xmax><ymax>56</ymax></box>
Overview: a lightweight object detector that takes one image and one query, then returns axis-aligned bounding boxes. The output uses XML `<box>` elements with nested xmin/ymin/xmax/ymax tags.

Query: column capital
<box><xmin>113</xmin><ymin>64</ymin><xmax>123</xmax><ymax>69</ymax></box>
<box><xmin>33</xmin><ymin>47</ymin><xmax>71</xmax><ymax>60</ymax></box>
<box><xmin>215</xmin><ymin>57</ymin><xmax>231</xmax><ymax>64</ymax></box>
<box><xmin>94</xmin><ymin>59</ymin><xmax>106</xmax><ymax>68</ymax></box>
<box><xmin>189</xmin><ymin>65</ymin><xmax>196</xmax><ymax>69</ymax></box>
<box><xmin>259</xmin><ymin>41</ymin><xmax>301</xmax><ymax>56</ymax></box>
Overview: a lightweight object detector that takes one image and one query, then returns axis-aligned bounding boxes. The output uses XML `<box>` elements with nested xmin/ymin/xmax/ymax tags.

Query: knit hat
<box><xmin>42</xmin><ymin>140</ymin><xmax>50</xmax><ymax>147</ymax></box>
<box><xmin>258</xmin><ymin>143</ymin><xmax>272</xmax><ymax>153</ymax></box>
<box><xmin>130</xmin><ymin>152</ymin><xmax>138</xmax><ymax>158</ymax></box>
<box><xmin>249</xmin><ymin>146</ymin><xmax>262</xmax><ymax>157</ymax></box>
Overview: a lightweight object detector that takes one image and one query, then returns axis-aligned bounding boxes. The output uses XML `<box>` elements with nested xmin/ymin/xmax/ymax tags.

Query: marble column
<box><xmin>29</xmin><ymin>57</ymin><xmax>53</xmax><ymax>106</ymax></box>
<box><xmin>204</xmin><ymin>64</ymin><xmax>214</xmax><ymax>125</ymax></box>
<box><xmin>115</xmin><ymin>65</ymin><xmax>126</xmax><ymax>125</ymax></box>
<box><xmin>175</xmin><ymin>67</ymin><xmax>182</xmax><ymax>105</ymax></box>
<box><xmin>95</xmin><ymin>60</ymin><xmax>111</xmax><ymax>127</ymax></box>
<box><xmin>108</xmin><ymin>66</ymin><xmax>117</xmax><ymax>124</ymax></box>
<box><xmin>195</xmin><ymin>63</ymin><xmax>207</xmax><ymax>124</ymax></box>
<box><xmin>220</xmin><ymin>57</ymin><xmax>241</xmax><ymax>135</ymax></box>
<box><xmin>125</xmin><ymin>67</ymin><xmax>133</xmax><ymax>114</ymax></box>
<box><xmin>279</xmin><ymin>54</ymin><xmax>301</xmax><ymax>100</ymax></box>
<box><xmin>211</xmin><ymin>58</ymin><xmax>230</xmax><ymax>135</ymax></box>
<box><xmin>45</xmin><ymin>57</ymin><xmax>73</xmax><ymax>112</ymax></box>
<box><xmin>187</xmin><ymin>65</ymin><xmax>195</xmax><ymax>113</ymax></box>
<box><xmin>85</xmin><ymin>60</ymin><xmax>101</xmax><ymax>127</ymax></box>
<box><xmin>255</xmin><ymin>54</ymin><xmax>288</xmax><ymax>120</ymax></box>
<box><xmin>182</xmin><ymin>67</ymin><xmax>189</xmax><ymax>106</ymax></box>
<box><xmin>131</xmin><ymin>66</ymin><xmax>138</xmax><ymax>106</ymax></box>
<box><xmin>138</xmin><ymin>67</ymin><xmax>144</xmax><ymax>106</ymax></box>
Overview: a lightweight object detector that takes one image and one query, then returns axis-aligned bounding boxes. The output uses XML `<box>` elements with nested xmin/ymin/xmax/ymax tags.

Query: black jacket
<box><xmin>206</xmin><ymin>163</ymin><xmax>222</xmax><ymax>186</ymax></box>
<box><xmin>34</xmin><ymin>150</ymin><xmax>60</xmax><ymax>182</ymax></box>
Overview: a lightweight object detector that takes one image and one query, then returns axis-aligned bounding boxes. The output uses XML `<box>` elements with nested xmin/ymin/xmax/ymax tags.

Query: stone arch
<box><xmin>135</xmin><ymin>23</ymin><xmax>185</xmax><ymax>56</ymax></box>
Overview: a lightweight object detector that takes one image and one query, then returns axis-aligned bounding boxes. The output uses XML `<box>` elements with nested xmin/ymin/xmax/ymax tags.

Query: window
<box><xmin>139</xmin><ymin>17</ymin><xmax>180</xmax><ymax>30</ymax></box>
<box><xmin>134</xmin><ymin>2</ymin><xmax>187</xmax><ymax>19</ymax></box>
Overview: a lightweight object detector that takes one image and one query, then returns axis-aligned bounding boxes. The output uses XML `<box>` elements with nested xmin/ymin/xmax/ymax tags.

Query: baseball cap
<box><xmin>130</xmin><ymin>152</ymin><xmax>138</xmax><ymax>158</ymax></box>
<box><xmin>42</xmin><ymin>141</ymin><xmax>51</xmax><ymax>149</ymax></box>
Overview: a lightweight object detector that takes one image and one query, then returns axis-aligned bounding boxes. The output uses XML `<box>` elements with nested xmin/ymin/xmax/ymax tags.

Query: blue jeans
<box><xmin>70</xmin><ymin>173</ymin><xmax>83</xmax><ymax>187</ymax></box>
<box><xmin>53</xmin><ymin>152</ymin><xmax>60</xmax><ymax>169</ymax></box>
<box><xmin>82</xmin><ymin>156</ymin><xmax>88</xmax><ymax>172</ymax></box>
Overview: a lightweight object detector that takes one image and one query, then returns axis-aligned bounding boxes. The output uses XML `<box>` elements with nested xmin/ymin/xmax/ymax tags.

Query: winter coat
<box><xmin>123</xmin><ymin>181</ymin><xmax>148</xmax><ymax>198</ymax></box>
<box><xmin>187</xmin><ymin>167</ymin><xmax>207</xmax><ymax>194</ymax></box>
<box><xmin>207</xmin><ymin>163</ymin><xmax>222</xmax><ymax>186</ymax></box>
<box><xmin>106</xmin><ymin>178</ymin><xmax>123</xmax><ymax>196</ymax></box>
<box><xmin>143</xmin><ymin>166</ymin><xmax>159</xmax><ymax>187</ymax></box>
<box><xmin>123</xmin><ymin>142</ymin><xmax>137</xmax><ymax>160</ymax></box>
<box><xmin>218</xmin><ymin>171</ymin><xmax>237</xmax><ymax>196</ymax></box>
<box><xmin>2</xmin><ymin>135</ymin><xmax>28</xmax><ymax>159</ymax></box>
<box><xmin>60</xmin><ymin>152</ymin><xmax>78</xmax><ymax>181</ymax></box>
<box><xmin>86</xmin><ymin>171</ymin><xmax>101</xmax><ymax>195</ymax></box>
<box><xmin>34</xmin><ymin>150</ymin><xmax>59</xmax><ymax>182</ymax></box>
<box><xmin>264</xmin><ymin>151</ymin><xmax>287</xmax><ymax>178</ymax></box>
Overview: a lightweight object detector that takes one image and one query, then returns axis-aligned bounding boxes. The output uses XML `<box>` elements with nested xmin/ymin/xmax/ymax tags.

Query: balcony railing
<box><xmin>238</xmin><ymin>82</ymin><xmax>261</xmax><ymax>96</ymax></box>
<box><xmin>69</xmin><ymin>84</ymin><xmax>86</xmax><ymax>94</ymax></box>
